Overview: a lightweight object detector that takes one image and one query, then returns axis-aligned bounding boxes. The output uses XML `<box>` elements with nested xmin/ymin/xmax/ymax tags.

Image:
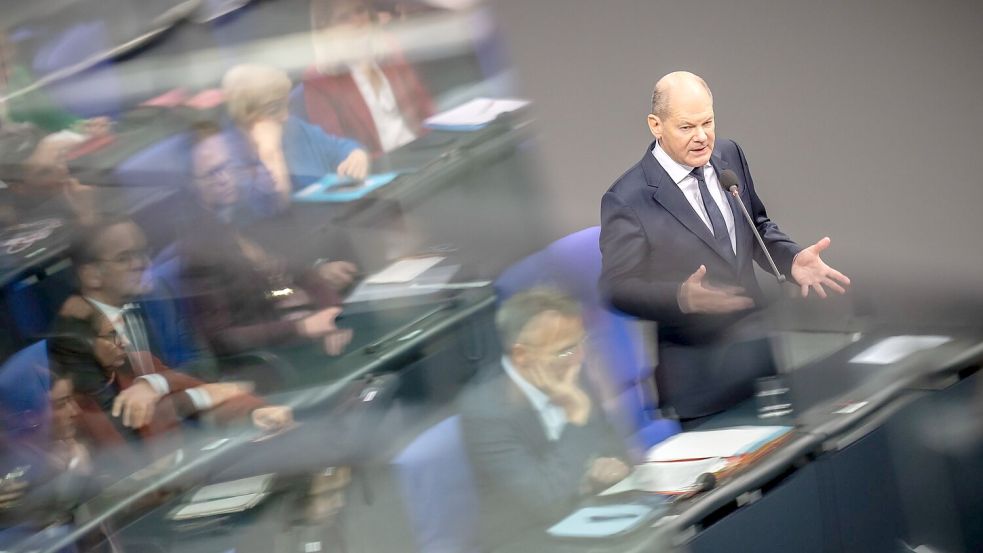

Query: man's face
<box><xmin>50</xmin><ymin>378</ymin><xmax>80</xmax><ymax>441</ymax></box>
<box><xmin>89</xmin><ymin>222</ymin><xmax>150</xmax><ymax>301</ymax></box>
<box><xmin>192</xmin><ymin>134</ymin><xmax>240</xmax><ymax>209</ymax></box>
<box><xmin>513</xmin><ymin>312</ymin><xmax>586</xmax><ymax>386</ymax></box>
<box><xmin>648</xmin><ymin>87</ymin><xmax>715</xmax><ymax>168</ymax></box>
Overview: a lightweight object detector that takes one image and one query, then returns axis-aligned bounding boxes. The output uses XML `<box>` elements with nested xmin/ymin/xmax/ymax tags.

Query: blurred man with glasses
<box><xmin>459</xmin><ymin>288</ymin><xmax>629</xmax><ymax>551</ymax></box>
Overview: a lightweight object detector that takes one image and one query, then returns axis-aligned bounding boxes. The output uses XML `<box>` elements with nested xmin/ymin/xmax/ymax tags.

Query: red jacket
<box><xmin>302</xmin><ymin>51</ymin><xmax>435</xmax><ymax>157</ymax></box>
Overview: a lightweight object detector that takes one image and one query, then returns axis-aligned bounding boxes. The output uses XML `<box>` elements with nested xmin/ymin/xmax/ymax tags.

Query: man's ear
<box><xmin>77</xmin><ymin>264</ymin><xmax>102</xmax><ymax>291</ymax></box>
<box><xmin>646</xmin><ymin>113</ymin><xmax>663</xmax><ymax>140</ymax></box>
<box><xmin>510</xmin><ymin>343</ymin><xmax>529</xmax><ymax>369</ymax></box>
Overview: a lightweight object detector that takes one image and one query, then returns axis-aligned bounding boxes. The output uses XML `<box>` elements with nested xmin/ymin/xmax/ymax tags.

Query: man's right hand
<box><xmin>678</xmin><ymin>265</ymin><xmax>754</xmax><ymax>314</ymax></box>
<box><xmin>297</xmin><ymin>307</ymin><xmax>344</xmax><ymax>338</ymax></box>
<box><xmin>525</xmin><ymin>362</ymin><xmax>592</xmax><ymax>426</ymax></box>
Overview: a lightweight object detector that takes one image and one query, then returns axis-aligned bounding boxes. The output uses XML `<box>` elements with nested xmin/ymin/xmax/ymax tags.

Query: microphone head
<box><xmin>719</xmin><ymin>169</ymin><xmax>740</xmax><ymax>193</ymax></box>
<box><xmin>695</xmin><ymin>472</ymin><xmax>717</xmax><ymax>492</ymax></box>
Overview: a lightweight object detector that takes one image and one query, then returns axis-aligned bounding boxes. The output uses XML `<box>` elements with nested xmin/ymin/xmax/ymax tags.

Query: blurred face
<box><xmin>512</xmin><ymin>312</ymin><xmax>586</xmax><ymax>385</ymax></box>
<box><xmin>192</xmin><ymin>134</ymin><xmax>240</xmax><ymax>208</ymax></box>
<box><xmin>326</xmin><ymin>0</ymin><xmax>373</xmax><ymax>29</ymax></box>
<box><xmin>86</xmin><ymin>222</ymin><xmax>150</xmax><ymax>301</ymax></box>
<box><xmin>92</xmin><ymin>316</ymin><xmax>127</xmax><ymax>370</ymax></box>
<box><xmin>50</xmin><ymin>378</ymin><xmax>80</xmax><ymax>441</ymax></box>
<box><xmin>647</xmin><ymin>85</ymin><xmax>715</xmax><ymax>167</ymax></box>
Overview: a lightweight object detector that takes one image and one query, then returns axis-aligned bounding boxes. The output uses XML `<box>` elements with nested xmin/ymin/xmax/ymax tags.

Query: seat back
<box><xmin>392</xmin><ymin>416</ymin><xmax>479</xmax><ymax>553</ymax></box>
<box><xmin>495</xmin><ymin>227</ymin><xmax>680</xmax><ymax>449</ymax></box>
<box><xmin>0</xmin><ymin>341</ymin><xmax>51</xmax><ymax>442</ymax></box>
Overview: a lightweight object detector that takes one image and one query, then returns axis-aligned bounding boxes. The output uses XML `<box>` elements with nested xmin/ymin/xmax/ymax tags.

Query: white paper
<box><xmin>424</xmin><ymin>97</ymin><xmax>529</xmax><ymax>128</ymax></box>
<box><xmin>600</xmin><ymin>459</ymin><xmax>728</xmax><ymax>496</ymax></box>
<box><xmin>364</xmin><ymin>256</ymin><xmax>445</xmax><ymax>284</ymax></box>
<box><xmin>646</xmin><ymin>426</ymin><xmax>792</xmax><ymax>462</ymax></box>
<box><xmin>189</xmin><ymin>474</ymin><xmax>274</xmax><ymax>503</ymax></box>
<box><xmin>849</xmin><ymin>335</ymin><xmax>951</xmax><ymax>365</ymax></box>
<box><xmin>170</xmin><ymin>493</ymin><xmax>267</xmax><ymax>519</ymax></box>
<box><xmin>345</xmin><ymin>265</ymin><xmax>458</xmax><ymax>304</ymax></box>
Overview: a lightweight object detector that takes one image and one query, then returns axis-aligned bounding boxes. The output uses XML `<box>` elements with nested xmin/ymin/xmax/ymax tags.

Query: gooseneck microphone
<box><xmin>718</xmin><ymin>169</ymin><xmax>786</xmax><ymax>285</ymax></box>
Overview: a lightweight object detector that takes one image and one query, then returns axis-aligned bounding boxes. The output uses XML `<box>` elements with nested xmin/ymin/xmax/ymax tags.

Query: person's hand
<box><xmin>525</xmin><ymin>361</ymin><xmax>591</xmax><ymax>425</ymax></box>
<box><xmin>790</xmin><ymin>237</ymin><xmax>851</xmax><ymax>298</ymax></box>
<box><xmin>0</xmin><ymin>474</ymin><xmax>27</xmax><ymax>511</ymax></box>
<box><xmin>112</xmin><ymin>379</ymin><xmax>163</xmax><ymax>428</ymax></box>
<box><xmin>317</xmin><ymin>260</ymin><xmax>359</xmax><ymax>289</ymax></box>
<box><xmin>198</xmin><ymin>382</ymin><xmax>252</xmax><ymax>406</ymax></box>
<box><xmin>251</xmin><ymin>406</ymin><xmax>294</xmax><ymax>432</ymax></box>
<box><xmin>587</xmin><ymin>457</ymin><xmax>631</xmax><ymax>488</ymax></box>
<box><xmin>323</xmin><ymin>328</ymin><xmax>353</xmax><ymax>356</ymax></box>
<box><xmin>82</xmin><ymin>116</ymin><xmax>112</xmax><ymax>138</ymax></box>
<box><xmin>336</xmin><ymin>149</ymin><xmax>369</xmax><ymax>180</ymax></box>
<box><xmin>678</xmin><ymin>265</ymin><xmax>755</xmax><ymax>314</ymax></box>
<box><xmin>249</xmin><ymin>118</ymin><xmax>285</xmax><ymax>156</ymax></box>
<box><xmin>297</xmin><ymin>307</ymin><xmax>344</xmax><ymax>338</ymax></box>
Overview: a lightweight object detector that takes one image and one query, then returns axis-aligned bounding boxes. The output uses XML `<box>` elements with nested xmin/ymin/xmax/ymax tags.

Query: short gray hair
<box><xmin>496</xmin><ymin>287</ymin><xmax>582</xmax><ymax>350</ymax></box>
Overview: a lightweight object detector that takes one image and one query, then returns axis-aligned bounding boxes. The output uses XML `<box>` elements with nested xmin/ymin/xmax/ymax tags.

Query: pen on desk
<box><xmin>588</xmin><ymin>514</ymin><xmax>639</xmax><ymax>522</ymax></box>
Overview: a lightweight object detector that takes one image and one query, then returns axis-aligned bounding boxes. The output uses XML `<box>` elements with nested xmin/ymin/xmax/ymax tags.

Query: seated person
<box><xmin>0</xmin><ymin>123</ymin><xmax>98</xmax><ymax>226</ymax></box>
<box><xmin>179</xmin><ymin>136</ymin><xmax>356</xmax><ymax>357</ymax></box>
<box><xmin>459</xmin><ymin>288</ymin><xmax>630</xmax><ymax>551</ymax></box>
<box><xmin>219</xmin><ymin>63</ymin><xmax>369</xmax><ymax>214</ymax></box>
<box><xmin>52</xmin><ymin>217</ymin><xmax>294</xmax><ymax>444</ymax></box>
<box><xmin>304</xmin><ymin>0</ymin><xmax>436</xmax><ymax>156</ymax></box>
<box><xmin>0</xmin><ymin>369</ymin><xmax>100</xmax><ymax>549</ymax></box>
<box><xmin>0</xmin><ymin>30</ymin><xmax>110</xmax><ymax>135</ymax></box>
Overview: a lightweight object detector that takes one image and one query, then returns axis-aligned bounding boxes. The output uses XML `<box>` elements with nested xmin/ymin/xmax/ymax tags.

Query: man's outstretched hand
<box><xmin>790</xmin><ymin>237</ymin><xmax>851</xmax><ymax>298</ymax></box>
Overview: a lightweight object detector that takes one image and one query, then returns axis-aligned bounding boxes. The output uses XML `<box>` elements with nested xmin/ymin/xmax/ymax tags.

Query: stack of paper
<box><xmin>601</xmin><ymin>426</ymin><xmax>793</xmax><ymax>496</ymax></box>
<box><xmin>168</xmin><ymin>474</ymin><xmax>274</xmax><ymax>520</ymax></box>
<box><xmin>424</xmin><ymin>97</ymin><xmax>530</xmax><ymax>131</ymax></box>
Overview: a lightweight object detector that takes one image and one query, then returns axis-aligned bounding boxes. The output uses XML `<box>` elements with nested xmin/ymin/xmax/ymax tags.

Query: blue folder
<box><xmin>292</xmin><ymin>172</ymin><xmax>401</xmax><ymax>203</ymax></box>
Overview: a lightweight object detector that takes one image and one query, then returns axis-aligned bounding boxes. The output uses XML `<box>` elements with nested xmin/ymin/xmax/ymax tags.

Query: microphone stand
<box><xmin>726</xmin><ymin>186</ymin><xmax>786</xmax><ymax>285</ymax></box>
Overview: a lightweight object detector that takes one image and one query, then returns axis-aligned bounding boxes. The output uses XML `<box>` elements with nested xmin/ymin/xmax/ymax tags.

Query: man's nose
<box><xmin>694</xmin><ymin>127</ymin><xmax>707</xmax><ymax>142</ymax></box>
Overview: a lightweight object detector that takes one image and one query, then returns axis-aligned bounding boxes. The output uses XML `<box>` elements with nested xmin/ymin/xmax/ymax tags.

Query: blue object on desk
<box><xmin>293</xmin><ymin>172</ymin><xmax>402</xmax><ymax>203</ymax></box>
<box><xmin>547</xmin><ymin>504</ymin><xmax>658</xmax><ymax>539</ymax></box>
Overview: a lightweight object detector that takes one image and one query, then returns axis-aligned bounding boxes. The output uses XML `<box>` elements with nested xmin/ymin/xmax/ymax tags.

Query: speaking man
<box><xmin>599</xmin><ymin>71</ymin><xmax>850</xmax><ymax>425</ymax></box>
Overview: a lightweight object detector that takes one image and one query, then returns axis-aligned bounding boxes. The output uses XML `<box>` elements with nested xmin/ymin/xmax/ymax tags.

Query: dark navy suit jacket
<box><xmin>599</xmin><ymin>139</ymin><xmax>801</xmax><ymax>417</ymax></box>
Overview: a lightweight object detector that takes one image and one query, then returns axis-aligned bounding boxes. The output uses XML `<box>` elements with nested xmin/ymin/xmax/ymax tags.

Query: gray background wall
<box><xmin>490</xmin><ymin>0</ymin><xmax>983</xmax><ymax>323</ymax></box>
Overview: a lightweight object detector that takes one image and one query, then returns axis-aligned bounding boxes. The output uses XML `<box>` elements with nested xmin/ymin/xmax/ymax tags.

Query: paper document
<box><xmin>849</xmin><ymin>335</ymin><xmax>951</xmax><ymax>365</ymax></box>
<box><xmin>365</xmin><ymin>256</ymin><xmax>445</xmax><ymax>284</ymax></box>
<box><xmin>170</xmin><ymin>493</ymin><xmax>268</xmax><ymax>520</ymax></box>
<box><xmin>424</xmin><ymin>97</ymin><xmax>529</xmax><ymax>130</ymax></box>
<box><xmin>600</xmin><ymin>458</ymin><xmax>728</xmax><ymax>496</ymax></box>
<box><xmin>345</xmin><ymin>265</ymin><xmax>459</xmax><ymax>304</ymax></box>
<box><xmin>647</xmin><ymin>426</ymin><xmax>792</xmax><ymax>462</ymax></box>
<box><xmin>189</xmin><ymin>474</ymin><xmax>274</xmax><ymax>503</ymax></box>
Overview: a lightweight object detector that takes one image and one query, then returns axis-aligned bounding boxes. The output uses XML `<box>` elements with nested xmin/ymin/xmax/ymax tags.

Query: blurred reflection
<box><xmin>178</xmin><ymin>124</ymin><xmax>355</xmax><ymax>358</ymax></box>
<box><xmin>221</xmin><ymin>63</ymin><xmax>369</xmax><ymax>199</ymax></box>
<box><xmin>459</xmin><ymin>288</ymin><xmax>630</xmax><ymax>551</ymax></box>
<box><xmin>306</xmin><ymin>0</ymin><xmax>436</xmax><ymax>156</ymax></box>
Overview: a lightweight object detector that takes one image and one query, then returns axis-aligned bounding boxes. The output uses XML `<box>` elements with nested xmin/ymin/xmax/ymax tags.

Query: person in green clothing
<box><xmin>1</xmin><ymin>29</ymin><xmax>109</xmax><ymax>135</ymax></box>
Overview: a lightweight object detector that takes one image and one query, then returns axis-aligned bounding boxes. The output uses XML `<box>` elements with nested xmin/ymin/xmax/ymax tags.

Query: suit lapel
<box><xmin>642</xmin><ymin>142</ymin><xmax>737</xmax><ymax>268</ymax></box>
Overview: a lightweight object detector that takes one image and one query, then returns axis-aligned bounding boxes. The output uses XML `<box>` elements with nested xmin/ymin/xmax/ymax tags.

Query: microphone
<box><xmin>677</xmin><ymin>472</ymin><xmax>717</xmax><ymax>501</ymax></box>
<box><xmin>718</xmin><ymin>169</ymin><xmax>786</xmax><ymax>285</ymax></box>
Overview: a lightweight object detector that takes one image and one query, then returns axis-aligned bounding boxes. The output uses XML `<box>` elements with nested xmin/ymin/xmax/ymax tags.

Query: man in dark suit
<box><xmin>600</xmin><ymin>71</ymin><xmax>851</xmax><ymax>424</ymax></box>
<box><xmin>459</xmin><ymin>289</ymin><xmax>629</xmax><ymax>551</ymax></box>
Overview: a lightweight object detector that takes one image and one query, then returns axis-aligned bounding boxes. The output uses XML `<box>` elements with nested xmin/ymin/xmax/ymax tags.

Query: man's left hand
<box><xmin>337</xmin><ymin>149</ymin><xmax>369</xmax><ymax>180</ymax></box>
<box><xmin>791</xmin><ymin>237</ymin><xmax>851</xmax><ymax>298</ymax></box>
<box><xmin>113</xmin><ymin>380</ymin><xmax>162</xmax><ymax>428</ymax></box>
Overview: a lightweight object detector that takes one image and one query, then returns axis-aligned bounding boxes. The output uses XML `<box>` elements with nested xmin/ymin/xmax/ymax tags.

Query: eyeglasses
<box><xmin>98</xmin><ymin>249</ymin><xmax>149</xmax><ymax>267</ymax></box>
<box><xmin>96</xmin><ymin>329</ymin><xmax>124</xmax><ymax>347</ymax></box>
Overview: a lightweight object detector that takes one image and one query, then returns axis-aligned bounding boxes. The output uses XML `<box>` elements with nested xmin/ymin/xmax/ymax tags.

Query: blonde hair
<box><xmin>221</xmin><ymin>64</ymin><xmax>292</xmax><ymax>126</ymax></box>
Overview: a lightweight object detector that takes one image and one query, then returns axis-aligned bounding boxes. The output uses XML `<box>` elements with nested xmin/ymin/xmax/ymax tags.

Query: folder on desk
<box><xmin>168</xmin><ymin>474</ymin><xmax>274</xmax><ymax>521</ymax></box>
<box><xmin>293</xmin><ymin>172</ymin><xmax>401</xmax><ymax>203</ymax></box>
<box><xmin>547</xmin><ymin>504</ymin><xmax>657</xmax><ymax>539</ymax></box>
<box><xmin>423</xmin><ymin>97</ymin><xmax>530</xmax><ymax>131</ymax></box>
<box><xmin>602</xmin><ymin>426</ymin><xmax>793</xmax><ymax>496</ymax></box>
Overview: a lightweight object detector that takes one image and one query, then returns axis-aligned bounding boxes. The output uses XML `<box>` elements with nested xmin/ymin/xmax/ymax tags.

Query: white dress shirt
<box><xmin>652</xmin><ymin>141</ymin><xmax>737</xmax><ymax>256</ymax></box>
<box><xmin>501</xmin><ymin>356</ymin><xmax>568</xmax><ymax>441</ymax></box>
<box><xmin>349</xmin><ymin>62</ymin><xmax>417</xmax><ymax>152</ymax></box>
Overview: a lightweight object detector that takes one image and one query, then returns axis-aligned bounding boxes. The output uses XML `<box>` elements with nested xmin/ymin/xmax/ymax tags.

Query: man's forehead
<box><xmin>519</xmin><ymin>311</ymin><xmax>584</xmax><ymax>345</ymax></box>
<box><xmin>97</xmin><ymin>222</ymin><xmax>145</xmax><ymax>253</ymax></box>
